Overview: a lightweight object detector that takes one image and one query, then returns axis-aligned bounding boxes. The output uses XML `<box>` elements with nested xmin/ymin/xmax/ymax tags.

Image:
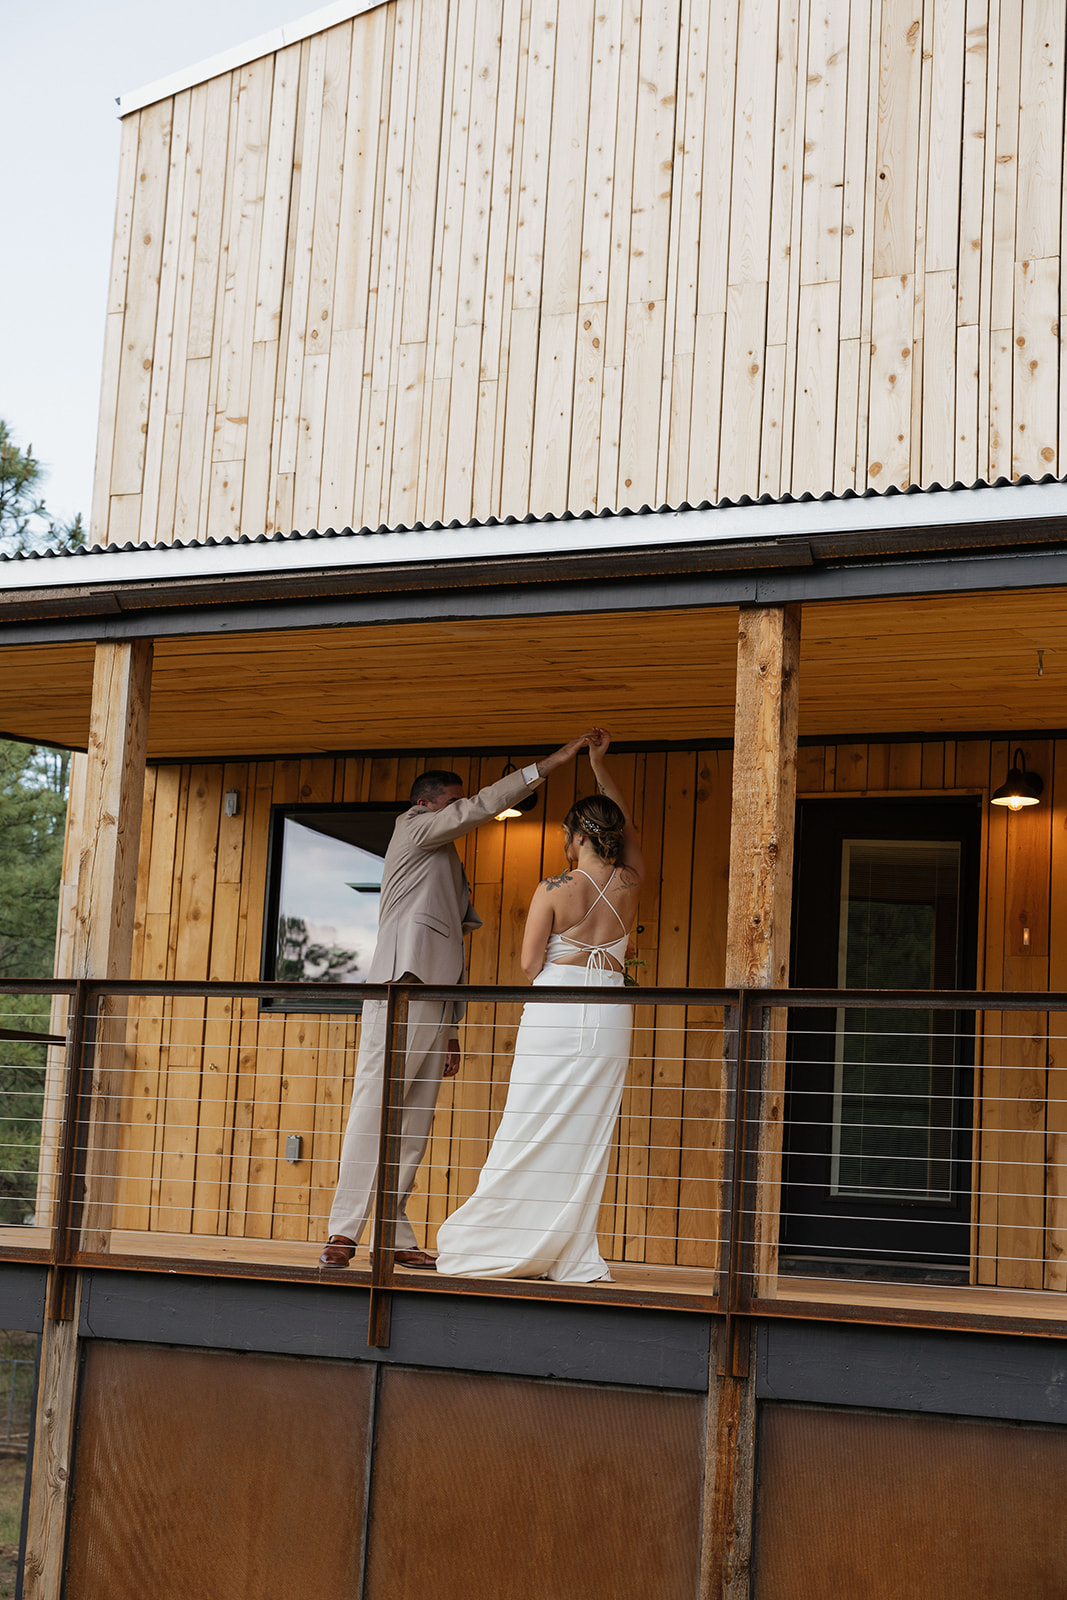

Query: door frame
<box><xmin>780</xmin><ymin>795</ymin><xmax>983</xmax><ymax>1273</ymax></box>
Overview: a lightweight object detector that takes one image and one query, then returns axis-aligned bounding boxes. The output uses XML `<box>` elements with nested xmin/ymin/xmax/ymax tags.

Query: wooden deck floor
<box><xmin>768</xmin><ymin>1273</ymin><xmax>1067</xmax><ymax>1328</ymax></box>
<box><xmin>101</xmin><ymin>1230</ymin><xmax>721</xmax><ymax>1299</ymax></box>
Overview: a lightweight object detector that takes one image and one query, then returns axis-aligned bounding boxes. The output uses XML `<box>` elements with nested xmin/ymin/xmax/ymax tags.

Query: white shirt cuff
<box><xmin>521</xmin><ymin>762</ymin><xmax>541</xmax><ymax>786</ymax></box>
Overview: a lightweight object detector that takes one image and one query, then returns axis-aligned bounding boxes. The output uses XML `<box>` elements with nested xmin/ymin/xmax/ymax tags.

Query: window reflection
<box><xmin>264</xmin><ymin>806</ymin><xmax>405</xmax><ymax>1000</ymax></box>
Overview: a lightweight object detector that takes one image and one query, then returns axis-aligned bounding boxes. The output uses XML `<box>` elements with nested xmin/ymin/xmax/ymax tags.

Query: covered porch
<box><xmin>2</xmin><ymin>529</ymin><xmax>1067</xmax><ymax>1335</ymax></box>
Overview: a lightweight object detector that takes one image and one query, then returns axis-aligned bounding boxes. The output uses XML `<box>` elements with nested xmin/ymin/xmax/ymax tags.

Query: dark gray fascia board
<box><xmin>0</xmin><ymin>535</ymin><xmax>814</xmax><ymax>624</ymax></box>
<box><xmin>1</xmin><ymin>540</ymin><xmax>1067</xmax><ymax>647</ymax></box>
<box><xmin>758</xmin><ymin>1320</ymin><xmax>1067</xmax><ymax>1427</ymax></box>
<box><xmin>0</xmin><ymin>1263</ymin><xmax>47</xmax><ymax>1332</ymax></box>
<box><xmin>79</xmin><ymin>1269</ymin><xmax>711</xmax><ymax>1390</ymax></box>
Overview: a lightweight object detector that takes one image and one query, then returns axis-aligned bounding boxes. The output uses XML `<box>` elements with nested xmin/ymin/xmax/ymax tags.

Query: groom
<box><xmin>319</xmin><ymin>731</ymin><xmax>595</xmax><ymax>1268</ymax></box>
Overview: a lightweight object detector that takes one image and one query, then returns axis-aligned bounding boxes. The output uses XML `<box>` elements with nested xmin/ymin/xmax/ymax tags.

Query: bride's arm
<box><xmin>587</xmin><ymin>729</ymin><xmax>646</xmax><ymax>884</ymax></box>
<box><xmin>587</xmin><ymin>728</ymin><xmax>630</xmax><ymax>820</ymax></box>
<box><xmin>521</xmin><ymin>881</ymin><xmax>558</xmax><ymax>978</ymax></box>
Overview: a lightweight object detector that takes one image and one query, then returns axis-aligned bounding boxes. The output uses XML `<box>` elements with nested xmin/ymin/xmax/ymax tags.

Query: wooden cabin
<box><xmin>3</xmin><ymin>2</ymin><xmax>1067</xmax><ymax>1596</ymax></box>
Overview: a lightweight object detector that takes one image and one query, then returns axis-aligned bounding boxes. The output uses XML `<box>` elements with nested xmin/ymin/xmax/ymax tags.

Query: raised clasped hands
<box><xmin>539</xmin><ymin>729</ymin><xmax>610</xmax><ymax>779</ymax></box>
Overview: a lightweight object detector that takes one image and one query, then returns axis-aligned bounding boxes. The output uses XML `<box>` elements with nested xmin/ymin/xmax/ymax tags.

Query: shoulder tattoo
<box><xmin>542</xmin><ymin>870</ymin><xmax>573</xmax><ymax>891</ymax></box>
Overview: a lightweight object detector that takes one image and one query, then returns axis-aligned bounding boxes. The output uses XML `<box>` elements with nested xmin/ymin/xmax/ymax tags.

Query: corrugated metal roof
<box><xmin>2</xmin><ymin>474</ymin><xmax>1067</xmax><ymax>639</ymax></box>
<box><xmin>2</xmin><ymin>467</ymin><xmax>1067</xmax><ymax>604</ymax></box>
<box><xmin>5</xmin><ymin>472</ymin><xmax>1067</xmax><ymax>574</ymax></box>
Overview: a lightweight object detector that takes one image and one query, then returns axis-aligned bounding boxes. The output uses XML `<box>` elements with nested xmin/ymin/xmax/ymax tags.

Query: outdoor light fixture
<box><xmin>495</xmin><ymin>764</ymin><xmax>539</xmax><ymax>821</ymax></box>
<box><xmin>991</xmin><ymin>747</ymin><xmax>1044</xmax><ymax>811</ymax></box>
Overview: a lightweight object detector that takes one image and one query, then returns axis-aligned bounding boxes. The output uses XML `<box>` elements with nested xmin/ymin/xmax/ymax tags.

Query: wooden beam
<box><xmin>74</xmin><ymin>640</ymin><xmax>153</xmax><ymax>1256</ymax></box>
<box><xmin>71</xmin><ymin>639</ymin><xmax>154</xmax><ymax>979</ymax></box>
<box><xmin>24</xmin><ymin>640</ymin><xmax>152</xmax><ymax>1600</ymax></box>
<box><xmin>22</xmin><ymin>1293</ymin><xmax>82</xmax><ymax>1600</ymax></box>
<box><xmin>703</xmin><ymin>604</ymin><xmax>800</xmax><ymax>1600</ymax></box>
<box><xmin>700</xmin><ymin>1323</ymin><xmax>758</xmax><ymax>1600</ymax></box>
<box><xmin>725</xmin><ymin>604</ymin><xmax>801</xmax><ymax>988</ymax></box>
<box><xmin>724</xmin><ymin>600</ymin><xmax>800</xmax><ymax>1287</ymax></box>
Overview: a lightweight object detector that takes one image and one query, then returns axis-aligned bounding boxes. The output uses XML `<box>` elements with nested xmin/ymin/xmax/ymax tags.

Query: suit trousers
<box><xmin>328</xmin><ymin>991</ymin><xmax>454</xmax><ymax>1250</ymax></box>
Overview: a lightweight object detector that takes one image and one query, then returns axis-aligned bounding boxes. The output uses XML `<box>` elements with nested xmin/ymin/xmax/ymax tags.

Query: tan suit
<box><xmin>329</xmin><ymin>767</ymin><xmax>540</xmax><ymax>1248</ymax></box>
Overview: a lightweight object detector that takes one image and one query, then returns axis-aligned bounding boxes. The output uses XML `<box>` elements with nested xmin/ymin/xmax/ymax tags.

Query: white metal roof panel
<box><xmin>3</xmin><ymin>479</ymin><xmax>1067</xmax><ymax>593</ymax></box>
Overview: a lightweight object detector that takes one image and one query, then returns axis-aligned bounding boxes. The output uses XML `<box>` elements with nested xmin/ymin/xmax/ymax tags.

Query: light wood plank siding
<box><xmin>75</xmin><ymin>734</ymin><xmax>1067</xmax><ymax>1284</ymax></box>
<box><xmin>92</xmin><ymin>1</ymin><xmax>1067</xmax><ymax>544</ymax></box>
<box><xmin>100</xmin><ymin>748</ymin><xmax>731</xmax><ymax>1266</ymax></box>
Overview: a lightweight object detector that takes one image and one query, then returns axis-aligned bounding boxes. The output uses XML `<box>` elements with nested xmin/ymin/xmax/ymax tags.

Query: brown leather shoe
<box><xmin>369</xmin><ymin>1248</ymin><xmax>437</xmax><ymax>1271</ymax></box>
<box><xmin>395</xmin><ymin>1249</ymin><xmax>437</xmax><ymax>1270</ymax></box>
<box><xmin>319</xmin><ymin>1235</ymin><xmax>356</xmax><ymax>1267</ymax></box>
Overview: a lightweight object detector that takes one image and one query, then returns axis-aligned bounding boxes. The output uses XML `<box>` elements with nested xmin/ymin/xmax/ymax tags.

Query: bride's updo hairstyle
<box><xmin>564</xmin><ymin>795</ymin><xmax>626</xmax><ymax>862</ymax></box>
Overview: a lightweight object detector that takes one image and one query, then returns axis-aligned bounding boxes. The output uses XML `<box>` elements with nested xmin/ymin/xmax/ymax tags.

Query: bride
<box><xmin>435</xmin><ymin>729</ymin><xmax>644</xmax><ymax>1282</ymax></box>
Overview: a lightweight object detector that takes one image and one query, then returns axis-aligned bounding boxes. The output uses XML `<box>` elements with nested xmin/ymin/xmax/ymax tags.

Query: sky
<box><xmin>1</xmin><ymin>1</ymin><xmax>306</xmax><ymax>531</ymax></box>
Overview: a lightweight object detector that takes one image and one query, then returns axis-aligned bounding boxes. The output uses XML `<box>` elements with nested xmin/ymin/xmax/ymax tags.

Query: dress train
<box><xmin>434</xmin><ymin>962</ymin><xmax>632</xmax><ymax>1282</ymax></box>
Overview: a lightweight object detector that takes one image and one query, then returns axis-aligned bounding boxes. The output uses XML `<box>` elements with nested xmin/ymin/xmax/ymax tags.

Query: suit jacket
<box><xmin>366</xmin><ymin>769</ymin><xmax>540</xmax><ymax>1004</ymax></box>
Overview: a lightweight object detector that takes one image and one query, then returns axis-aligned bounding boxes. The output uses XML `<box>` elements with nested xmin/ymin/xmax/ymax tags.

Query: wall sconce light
<box><xmin>495</xmin><ymin>764</ymin><xmax>539</xmax><ymax>822</ymax></box>
<box><xmin>991</xmin><ymin>748</ymin><xmax>1044</xmax><ymax>811</ymax></box>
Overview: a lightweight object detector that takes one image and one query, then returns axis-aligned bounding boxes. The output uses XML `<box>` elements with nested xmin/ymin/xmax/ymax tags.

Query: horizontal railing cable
<box><xmin>4</xmin><ymin>975</ymin><xmax>1067</xmax><ymax>1332</ymax></box>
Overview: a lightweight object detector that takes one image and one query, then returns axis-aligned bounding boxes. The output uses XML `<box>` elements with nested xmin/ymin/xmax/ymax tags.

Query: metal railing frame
<box><xmin>1</xmin><ymin>978</ymin><xmax>1065</xmax><ymax>1346</ymax></box>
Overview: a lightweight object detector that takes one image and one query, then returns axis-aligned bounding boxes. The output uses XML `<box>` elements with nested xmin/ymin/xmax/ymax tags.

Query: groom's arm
<box><xmin>408</xmin><ymin>767</ymin><xmax>540</xmax><ymax>847</ymax></box>
<box><xmin>409</xmin><ymin>733</ymin><xmax>594</xmax><ymax>848</ymax></box>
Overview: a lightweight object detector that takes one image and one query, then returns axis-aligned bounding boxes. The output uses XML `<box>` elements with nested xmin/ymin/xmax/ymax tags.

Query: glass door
<box><xmin>781</xmin><ymin>799</ymin><xmax>980</xmax><ymax>1273</ymax></box>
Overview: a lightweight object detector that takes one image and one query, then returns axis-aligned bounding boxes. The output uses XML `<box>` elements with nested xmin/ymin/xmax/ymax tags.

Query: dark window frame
<box><xmin>259</xmin><ymin>800</ymin><xmax>407</xmax><ymax>1013</ymax></box>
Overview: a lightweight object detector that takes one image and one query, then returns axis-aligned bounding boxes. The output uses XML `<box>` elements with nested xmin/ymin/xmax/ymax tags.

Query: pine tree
<box><xmin>0</xmin><ymin>419</ymin><xmax>84</xmax><ymax>555</ymax></box>
<box><xmin>0</xmin><ymin>419</ymin><xmax>83</xmax><ymax>1217</ymax></box>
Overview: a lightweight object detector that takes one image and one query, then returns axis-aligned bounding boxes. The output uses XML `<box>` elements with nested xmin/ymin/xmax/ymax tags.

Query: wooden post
<box><xmin>727</xmin><ymin>602</ymin><xmax>801</xmax><ymax>1294</ymax></box>
<box><xmin>71</xmin><ymin>639</ymin><xmax>154</xmax><ymax>981</ymax></box>
<box><xmin>24</xmin><ymin>639</ymin><xmax>152</xmax><ymax>1600</ymax></box>
<box><xmin>701</xmin><ymin>604</ymin><xmax>800</xmax><ymax>1600</ymax></box>
<box><xmin>724</xmin><ymin>604</ymin><xmax>801</xmax><ymax>990</ymax></box>
<box><xmin>73</xmin><ymin>639</ymin><xmax>153</xmax><ymax>1254</ymax></box>
<box><xmin>21</xmin><ymin>1307</ymin><xmax>82</xmax><ymax>1600</ymax></box>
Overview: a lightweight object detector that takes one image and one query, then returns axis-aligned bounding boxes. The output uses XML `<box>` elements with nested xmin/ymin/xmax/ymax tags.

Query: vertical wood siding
<box><xmin>93</xmin><ymin>1</ymin><xmax>1067</xmax><ymax>545</ymax></box>
<box><xmin>63</xmin><ymin>734</ymin><xmax>1064</xmax><ymax>1283</ymax></box>
<box><xmin>99</xmin><ymin>748</ymin><xmax>731</xmax><ymax>1266</ymax></box>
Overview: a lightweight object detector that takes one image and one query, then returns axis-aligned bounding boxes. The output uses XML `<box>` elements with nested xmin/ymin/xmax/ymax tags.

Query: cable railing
<box><xmin>2</xmin><ymin>979</ymin><xmax>1067</xmax><ymax>1339</ymax></box>
<box><xmin>732</xmin><ymin>987</ymin><xmax>1067</xmax><ymax>1338</ymax></box>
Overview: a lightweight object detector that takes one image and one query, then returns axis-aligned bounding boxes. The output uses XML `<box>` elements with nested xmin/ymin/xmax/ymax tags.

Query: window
<box><xmin>260</xmin><ymin>803</ymin><xmax>406</xmax><ymax>1010</ymax></box>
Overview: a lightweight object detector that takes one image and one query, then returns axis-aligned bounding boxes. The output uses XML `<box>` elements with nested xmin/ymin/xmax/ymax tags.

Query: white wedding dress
<box><xmin>435</xmin><ymin>870</ymin><xmax>633</xmax><ymax>1282</ymax></box>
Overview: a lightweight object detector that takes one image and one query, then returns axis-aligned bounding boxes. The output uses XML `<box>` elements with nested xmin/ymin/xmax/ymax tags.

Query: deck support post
<box><xmin>701</xmin><ymin>603</ymin><xmax>800</xmax><ymax>1600</ymax></box>
<box><xmin>724</xmin><ymin>604</ymin><xmax>801</xmax><ymax>990</ymax></box>
<box><xmin>71</xmin><ymin>639</ymin><xmax>154</xmax><ymax>982</ymax></box>
<box><xmin>24</xmin><ymin>640</ymin><xmax>152</xmax><ymax>1600</ymax></box>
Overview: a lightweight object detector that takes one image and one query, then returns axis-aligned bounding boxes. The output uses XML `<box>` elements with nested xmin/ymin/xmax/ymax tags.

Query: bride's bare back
<box><xmin>521</xmin><ymin>732</ymin><xmax>645</xmax><ymax>977</ymax></box>
<box><xmin>536</xmin><ymin>863</ymin><xmax>642</xmax><ymax>972</ymax></box>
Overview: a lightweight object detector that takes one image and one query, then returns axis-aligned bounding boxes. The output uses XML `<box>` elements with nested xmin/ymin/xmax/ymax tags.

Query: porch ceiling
<box><xmin>0</xmin><ymin>589</ymin><xmax>1064</xmax><ymax>760</ymax></box>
